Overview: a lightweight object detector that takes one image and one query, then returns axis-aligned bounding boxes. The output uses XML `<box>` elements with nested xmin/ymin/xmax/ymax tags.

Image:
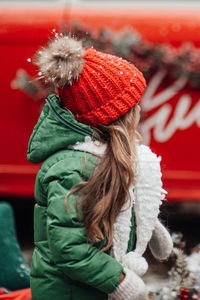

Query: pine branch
<box><xmin>171</xmin><ymin>248</ymin><xmax>196</xmax><ymax>290</ymax></box>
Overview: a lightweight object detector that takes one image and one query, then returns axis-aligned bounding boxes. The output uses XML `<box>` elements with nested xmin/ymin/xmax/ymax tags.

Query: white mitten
<box><xmin>149</xmin><ymin>220</ymin><xmax>173</xmax><ymax>261</ymax></box>
<box><xmin>121</xmin><ymin>251</ymin><xmax>148</xmax><ymax>277</ymax></box>
<box><xmin>109</xmin><ymin>268</ymin><xmax>148</xmax><ymax>300</ymax></box>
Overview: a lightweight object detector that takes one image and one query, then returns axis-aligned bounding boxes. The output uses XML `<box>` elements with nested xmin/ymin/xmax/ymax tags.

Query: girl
<box><xmin>27</xmin><ymin>36</ymin><xmax>173</xmax><ymax>300</ymax></box>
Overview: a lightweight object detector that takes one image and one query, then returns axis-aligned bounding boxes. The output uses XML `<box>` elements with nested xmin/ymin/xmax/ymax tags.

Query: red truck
<box><xmin>0</xmin><ymin>1</ymin><xmax>200</xmax><ymax>201</ymax></box>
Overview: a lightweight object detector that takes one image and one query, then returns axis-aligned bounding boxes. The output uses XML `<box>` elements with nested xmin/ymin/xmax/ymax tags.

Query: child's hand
<box><xmin>109</xmin><ymin>268</ymin><xmax>148</xmax><ymax>300</ymax></box>
<box><xmin>119</xmin><ymin>272</ymin><xmax>125</xmax><ymax>283</ymax></box>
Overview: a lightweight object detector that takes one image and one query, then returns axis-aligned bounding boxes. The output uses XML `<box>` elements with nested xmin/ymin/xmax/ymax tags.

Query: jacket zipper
<box><xmin>45</xmin><ymin>98</ymin><xmax>92</xmax><ymax>137</ymax></box>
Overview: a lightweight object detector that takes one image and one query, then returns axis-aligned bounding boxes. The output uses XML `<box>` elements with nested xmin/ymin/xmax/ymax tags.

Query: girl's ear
<box><xmin>148</xmin><ymin>219</ymin><xmax>173</xmax><ymax>261</ymax></box>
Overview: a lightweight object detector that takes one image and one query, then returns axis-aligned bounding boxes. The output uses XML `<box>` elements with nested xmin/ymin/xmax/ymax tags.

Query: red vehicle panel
<box><xmin>0</xmin><ymin>5</ymin><xmax>200</xmax><ymax>200</ymax></box>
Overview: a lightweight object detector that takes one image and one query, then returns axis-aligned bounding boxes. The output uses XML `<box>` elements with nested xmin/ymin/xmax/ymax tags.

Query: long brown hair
<box><xmin>65</xmin><ymin>105</ymin><xmax>141</xmax><ymax>251</ymax></box>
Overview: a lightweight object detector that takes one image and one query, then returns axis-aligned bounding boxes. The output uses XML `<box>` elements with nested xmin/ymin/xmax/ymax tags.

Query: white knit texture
<box><xmin>109</xmin><ymin>268</ymin><xmax>148</xmax><ymax>300</ymax></box>
<box><xmin>110</xmin><ymin>188</ymin><xmax>134</xmax><ymax>262</ymax></box>
<box><xmin>68</xmin><ymin>136</ymin><xmax>106</xmax><ymax>156</ymax></box>
<box><xmin>149</xmin><ymin>219</ymin><xmax>173</xmax><ymax>261</ymax></box>
<box><xmin>133</xmin><ymin>144</ymin><xmax>167</xmax><ymax>256</ymax></box>
<box><xmin>121</xmin><ymin>251</ymin><xmax>148</xmax><ymax>277</ymax></box>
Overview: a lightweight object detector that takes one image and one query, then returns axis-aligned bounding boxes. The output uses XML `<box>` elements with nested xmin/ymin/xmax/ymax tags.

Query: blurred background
<box><xmin>0</xmin><ymin>0</ymin><xmax>200</xmax><ymax>297</ymax></box>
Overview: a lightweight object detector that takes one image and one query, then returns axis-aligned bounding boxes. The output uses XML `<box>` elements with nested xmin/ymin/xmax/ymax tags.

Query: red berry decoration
<box><xmin>180</xmin><ymin>288</ymin><xmax>189</xmax><ymax>294</ymax></box>
<box><xmin>178</xmin><ymin>288</ymin><xmax>195</xmax><ymax>299</ymax></box>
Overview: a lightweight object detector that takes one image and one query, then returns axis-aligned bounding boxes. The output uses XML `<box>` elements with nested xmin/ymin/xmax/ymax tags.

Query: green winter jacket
<box><xmin>27</xmin><ymin>94</ymin><xmax>135</xmax><ymax>300</ymax></box>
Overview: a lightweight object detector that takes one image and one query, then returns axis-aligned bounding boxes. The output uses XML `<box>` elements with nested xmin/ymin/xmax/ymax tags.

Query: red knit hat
<box><xmin>35</xmin><ymin>36</ymin><xmax>146</xmax><ymax>127</ymax></box>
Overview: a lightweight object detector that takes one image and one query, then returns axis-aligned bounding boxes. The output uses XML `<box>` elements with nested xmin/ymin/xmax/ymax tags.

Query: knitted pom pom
<box><xmin>34</xmin><ymin>36</ymin><xmax>85</xmax><ymax>87</ymax></box>
<box><xmin>121</xmin><ymin>252</ymin><xmax>148</xmax><ymax>277</ymax></box>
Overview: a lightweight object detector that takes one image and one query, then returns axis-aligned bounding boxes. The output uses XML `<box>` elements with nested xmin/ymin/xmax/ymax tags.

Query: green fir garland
<box><xmin>66</xmin><ymin>22</ymin><xmax>200</xmax><ymax>90</ymax></box>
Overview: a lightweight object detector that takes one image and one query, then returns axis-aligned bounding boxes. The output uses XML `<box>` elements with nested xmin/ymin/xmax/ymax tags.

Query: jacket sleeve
<box><xmin>45</xmin><ymin>169</ymin><xmax>123</xmax><ymax>294</ymax></box>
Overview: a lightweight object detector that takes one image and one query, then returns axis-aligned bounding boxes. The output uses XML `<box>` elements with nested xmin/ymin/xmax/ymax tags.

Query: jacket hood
<box><xmin>27</xmin><ymin>94</ymin><xmax>93</xmax><ymax>164</ymax></box>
